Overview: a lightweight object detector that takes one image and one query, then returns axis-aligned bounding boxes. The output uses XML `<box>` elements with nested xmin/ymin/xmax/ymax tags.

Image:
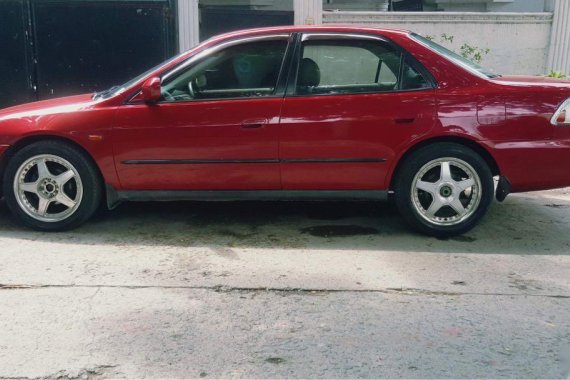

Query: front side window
<box><xmin>296</xmin><ymin>38</ymin><xmax>430</xmax><ymax>95</ymax></box>
<box><xmin>161</xmin><ymin>39</ymin><xmax>288</xmax><ymax>101</ymax></box>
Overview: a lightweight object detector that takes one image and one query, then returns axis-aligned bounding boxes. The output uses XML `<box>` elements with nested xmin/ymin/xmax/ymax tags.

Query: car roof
<box><xmin>206</xmin><ymin>25</ymin><xmax>412</xmax><ymax>44</ymax></box>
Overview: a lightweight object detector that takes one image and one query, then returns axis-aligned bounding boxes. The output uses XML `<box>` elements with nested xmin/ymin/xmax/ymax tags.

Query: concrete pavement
<box><xmin>0</xmin><ymin>189</ymin><xmax>569</xmax><ymax>378</ymax></box>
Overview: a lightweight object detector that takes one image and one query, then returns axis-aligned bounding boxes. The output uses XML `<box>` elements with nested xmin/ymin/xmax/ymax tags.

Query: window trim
<box><xmin>286</xmin><ymin>32</ymin><xmax>437</xmax><ymax>98</ymax></box>
<box><xmin>410</xmin><ymin>32</ymin><xmax>498</xmax><ymax>79</ymax></box>
<box><xmin>126</xmin><ymin>33</ymin><xmax>293</xmax><ymax>104</ymax></box>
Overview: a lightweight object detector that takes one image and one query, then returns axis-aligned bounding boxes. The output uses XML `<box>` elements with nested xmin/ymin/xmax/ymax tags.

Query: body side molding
<box><xmin>121</xmin><ymin>158</ymin><xmax>387</xmax><ymax>165</ymax></box>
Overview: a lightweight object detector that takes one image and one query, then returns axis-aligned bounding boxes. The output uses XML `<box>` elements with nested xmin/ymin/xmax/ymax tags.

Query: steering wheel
<box><xmin>161</xmin><ymin>89</ymin><xmax>175</xmax><ymax>102</ymax></box>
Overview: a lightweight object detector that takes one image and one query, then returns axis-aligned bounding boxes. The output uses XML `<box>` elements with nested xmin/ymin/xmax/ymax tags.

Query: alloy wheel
<box><xmin>13</xmin><ymin>154</ymin><xmax>84</xmax><ymax>223</ymax></box>
<box><xmin>410</xmin><ymin>157</ymin><xmax>482</xmax><ymax>226</ymax></box>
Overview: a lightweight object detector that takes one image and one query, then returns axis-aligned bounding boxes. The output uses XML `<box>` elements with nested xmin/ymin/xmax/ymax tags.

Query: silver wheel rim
<box><xmin>13</xmin><ymin>154</ymin><xmax>83</xmax><ymax>223</ymax></box>
<box><xmin>411</xmin><ymin>157</ymin><xmax>482</xmax><ymax>226</ymax></box>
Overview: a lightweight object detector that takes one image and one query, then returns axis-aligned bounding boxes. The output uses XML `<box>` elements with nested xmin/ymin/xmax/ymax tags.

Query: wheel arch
<box><xmin>389</xmin><ymin>136</ymin><xmax>500</xmax><ymax>190</ymax></box>
<box><xmin>0</xmin><ymin>134</ymin><xmax>105</xmax><ymax>197</ymax></box>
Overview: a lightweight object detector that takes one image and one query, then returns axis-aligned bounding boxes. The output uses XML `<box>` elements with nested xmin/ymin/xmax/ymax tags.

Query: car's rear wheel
<box><xmin>3</xmin><ymin>141</ymin><xmax>102</xmax><ymax>231</ymax></box>
<box><xmin>394</xmin><ymin>143</ymin><xmax>493</xmax><ymax>237</ymax></box>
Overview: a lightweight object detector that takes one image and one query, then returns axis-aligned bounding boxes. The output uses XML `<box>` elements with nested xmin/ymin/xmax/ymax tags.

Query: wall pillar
<box><xmin>178</xmin><ymin>0</ymin><xmax>200</xmax><ymax>52</ymax></box>
<box><xmin>547</xmin><ymin>0</ymin><xmax>570</xmax><ymax>74</ymax></box>
<box><xmin>294</xmin><ymin>0</ymin><xmax>322</xmax><ymax>25</ymax></box>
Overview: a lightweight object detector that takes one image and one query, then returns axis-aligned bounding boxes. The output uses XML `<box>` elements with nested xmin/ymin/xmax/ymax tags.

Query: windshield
<box><xmin>93</xmin><ymin>52</ymin><xmax>186</xmax><ymax>100</ymax></box>
<box><xmin>411</xmin><ymin>33</ymin><xmax>499</xmax><ymax>79</ymax></box>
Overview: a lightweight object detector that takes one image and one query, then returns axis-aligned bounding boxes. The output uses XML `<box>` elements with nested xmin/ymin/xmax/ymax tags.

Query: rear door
<box><xmin>279</xmin><ymin>33</ymin><xmax>437</xmax><ymax>190</ymax></box>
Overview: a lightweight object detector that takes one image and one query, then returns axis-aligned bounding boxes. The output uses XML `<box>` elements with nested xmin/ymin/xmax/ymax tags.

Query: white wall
<box><xmin>294</xmin><ymin>0</ymin><xmax>322</xmax><ymax>25</ymax></box>
<box><xmin>323</xmin><ymin>11</ymin><xmax>553</xmax><ymax>75</ymax></box>
<box><xmin>487</xmin><ymin>0</ymin><xmax>546</xmax><ymax>12</ymax></box>
<box><xmin>425</xmin><ymin>0</ymin><xmax>547</xmax><ymax>12</ymax></box>
<box><xmin>178</xmin><ymin>0</ymin><xmax>199</xmax><ymax>53</ymax></box>
<box><xmin>547</xmin><ymin>0</ymin><xmax>570</xmax><ymax>73</ymax></box>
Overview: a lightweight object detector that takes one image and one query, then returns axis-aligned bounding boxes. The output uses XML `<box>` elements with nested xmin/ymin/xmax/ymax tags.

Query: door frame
<box><xmin>124</xmin><ymin>32</ymin><xmax>298</xmax><ymax>105</ymax></box>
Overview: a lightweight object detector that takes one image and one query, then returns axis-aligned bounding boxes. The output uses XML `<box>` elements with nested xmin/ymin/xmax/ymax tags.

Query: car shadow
<box><xmin>0</xmin><ymin>191</ymin><xmax>569</xmax><ymax>255</ymax></box>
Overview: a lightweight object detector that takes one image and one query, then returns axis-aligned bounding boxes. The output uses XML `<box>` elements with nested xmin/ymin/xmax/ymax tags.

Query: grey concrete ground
<box><xmin>0</xmin><ymin>189</ymin><xmax>569</xmax><ymax>378</ymax></box>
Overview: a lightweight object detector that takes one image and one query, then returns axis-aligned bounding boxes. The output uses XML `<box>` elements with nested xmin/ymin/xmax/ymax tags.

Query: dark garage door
<box><xmin>32</xmin><ymin>0</ymin><xmax>176</xmax><ymax>99</ymax></box>
<box><xmin>0</xmin><ymin>0</ymin><xmax>176</xmax><ymax>108</ymax></box>
<box><xmin>200</xmin><ymin>6</ymin><xmax>294</xmax><ymax>41</ymax></box>
<box><xmin>0</xmin><ymin>1</ymin><xmax>35</xmax><ymax>108</ymax></box>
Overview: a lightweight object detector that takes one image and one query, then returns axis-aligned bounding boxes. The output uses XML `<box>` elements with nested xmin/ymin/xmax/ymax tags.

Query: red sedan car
<box><xmin>1</xmin><ymin>26</ymin><xmax>570</xmax><ymax>236</ymax></box>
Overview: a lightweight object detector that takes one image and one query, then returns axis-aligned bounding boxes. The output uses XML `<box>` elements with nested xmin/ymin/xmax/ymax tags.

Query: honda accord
<box><xmin>1</xmin><ymin>26</ymin><xmax>569</xmax><ymax>236</ymax></box>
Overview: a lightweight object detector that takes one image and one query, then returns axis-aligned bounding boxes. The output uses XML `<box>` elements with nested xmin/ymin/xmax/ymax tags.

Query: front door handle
<box><xmin>241</xmin><ymin>119</ymin><xmax>267</xmax><ymax>129</ymax></box>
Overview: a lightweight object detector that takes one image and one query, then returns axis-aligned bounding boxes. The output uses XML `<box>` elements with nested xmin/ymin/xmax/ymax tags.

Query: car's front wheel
<box><xmin>3</xmin><ymin>140</ymin><xmax>102</xmax><ymax>231</ymax></box>
<box><xmin>394</xmin><ymin>143</ymin><xmax>494</xmax><ymax>237</ymax></box>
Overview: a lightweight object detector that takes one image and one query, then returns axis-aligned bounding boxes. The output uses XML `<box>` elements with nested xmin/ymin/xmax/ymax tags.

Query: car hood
<box><xmin>0</xmin><ymin>93</ymin><xmax>98</xmax><ymax>121</ymax></box>
<box><xmin>492</xmin><ymin>75</ymin><xmax>570</xmax><ymax>88</ymax></box>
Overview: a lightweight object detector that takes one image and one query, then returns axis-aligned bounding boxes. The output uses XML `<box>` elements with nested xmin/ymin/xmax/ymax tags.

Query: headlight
<box><xmin>551</xmin><ymin>98</ymin><xmax>570</xmax><ymax>126</ymax></box>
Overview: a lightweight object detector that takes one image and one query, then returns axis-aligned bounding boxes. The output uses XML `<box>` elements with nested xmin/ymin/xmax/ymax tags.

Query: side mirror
<box><xmin>141</xmin><ymin>77</ymin><xmax>161</xmax><ymax>103</ymax></box>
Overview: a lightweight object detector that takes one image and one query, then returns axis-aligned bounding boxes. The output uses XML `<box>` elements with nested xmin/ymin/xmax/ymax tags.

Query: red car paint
<box><xmin>1</xmin><ymin>26</ymin><xmax>570</xmax><ymax>195</ymax></box>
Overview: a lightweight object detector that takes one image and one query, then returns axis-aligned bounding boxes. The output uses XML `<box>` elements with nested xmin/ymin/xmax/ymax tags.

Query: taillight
<box><xmin>551</xmin><ymin>98</ymin><xmax>570</xmax><ymax>126</ymax></box>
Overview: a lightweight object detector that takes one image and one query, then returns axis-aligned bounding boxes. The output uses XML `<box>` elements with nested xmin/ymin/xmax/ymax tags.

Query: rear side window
<box><xmin>161</xmin><ymin>39</ymin><xmax>288</xmax><ymax>101</ymax></box>
<box><xmin>296</xmin><ymin>38</ymin><xmax>430</xmax><ymax>95</ymax></box>
<box><xmin>401</xmin><ymin>60</ymin><xmax>431</xmax><ymax>90</ymax></box>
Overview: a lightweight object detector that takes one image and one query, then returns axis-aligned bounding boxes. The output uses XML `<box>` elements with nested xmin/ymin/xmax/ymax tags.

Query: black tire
<box><xmin>394</xmin><ymin>143</ymin><xmax>494</xmax><ymax>237</ymax></box>
<box><xmin>2</xmin><ymin>140</ymin><xmax>102</xmax><ymax>231</ymax></box>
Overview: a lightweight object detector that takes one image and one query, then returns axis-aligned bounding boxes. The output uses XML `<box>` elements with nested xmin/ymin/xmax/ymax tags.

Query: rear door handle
<box><xmin>241</xmin><ymin>119</ymin><xmax>267</xmax><ymax>129</ymax></box>
<box><xmin>394</xmin><ymin>118</ymin><xmax>416</xmax><ymax>124</ymax></box>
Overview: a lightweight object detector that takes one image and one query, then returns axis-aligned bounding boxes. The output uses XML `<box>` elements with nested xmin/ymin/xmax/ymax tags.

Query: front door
<box><xmin>113</xmin><ymin>35</ymin><xmax>291</xmax><ymax>190</ymax></box>
<box><xmin>279</xmin><ymin>33</ymin><xmax>437</xmax><ymax>190</ymax></box>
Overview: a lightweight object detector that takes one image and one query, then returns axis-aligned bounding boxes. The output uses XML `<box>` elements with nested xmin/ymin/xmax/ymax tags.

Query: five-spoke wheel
<box><xmin>411</xmin><ymin>158</ymin><xmax>482</xmax><ymax>226</ymax></box>
<box><xmin>14</xmin><ymin>154</ymin><xmax>83</xmax><ymax>222</ymax></box>
<box><xmin>3</xmin><ymin>141</ymin><xmax>102</xmax><ymax>231</ymax></box>
<box><xmin>395</xmin><ymin>143</ymin><xmax>493</xmax><ymax>237</ymax></box>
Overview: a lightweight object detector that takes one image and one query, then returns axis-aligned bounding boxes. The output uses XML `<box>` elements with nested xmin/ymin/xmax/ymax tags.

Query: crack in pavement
<box><xmin>0</xmin><ymin>283</ymin><xmax>569</xmax><ymax>299</ymax></box>
<box><xmin>0</xmin><ymin>365</ymin><xmax>118</xmax><ymax>380</ymax></box>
